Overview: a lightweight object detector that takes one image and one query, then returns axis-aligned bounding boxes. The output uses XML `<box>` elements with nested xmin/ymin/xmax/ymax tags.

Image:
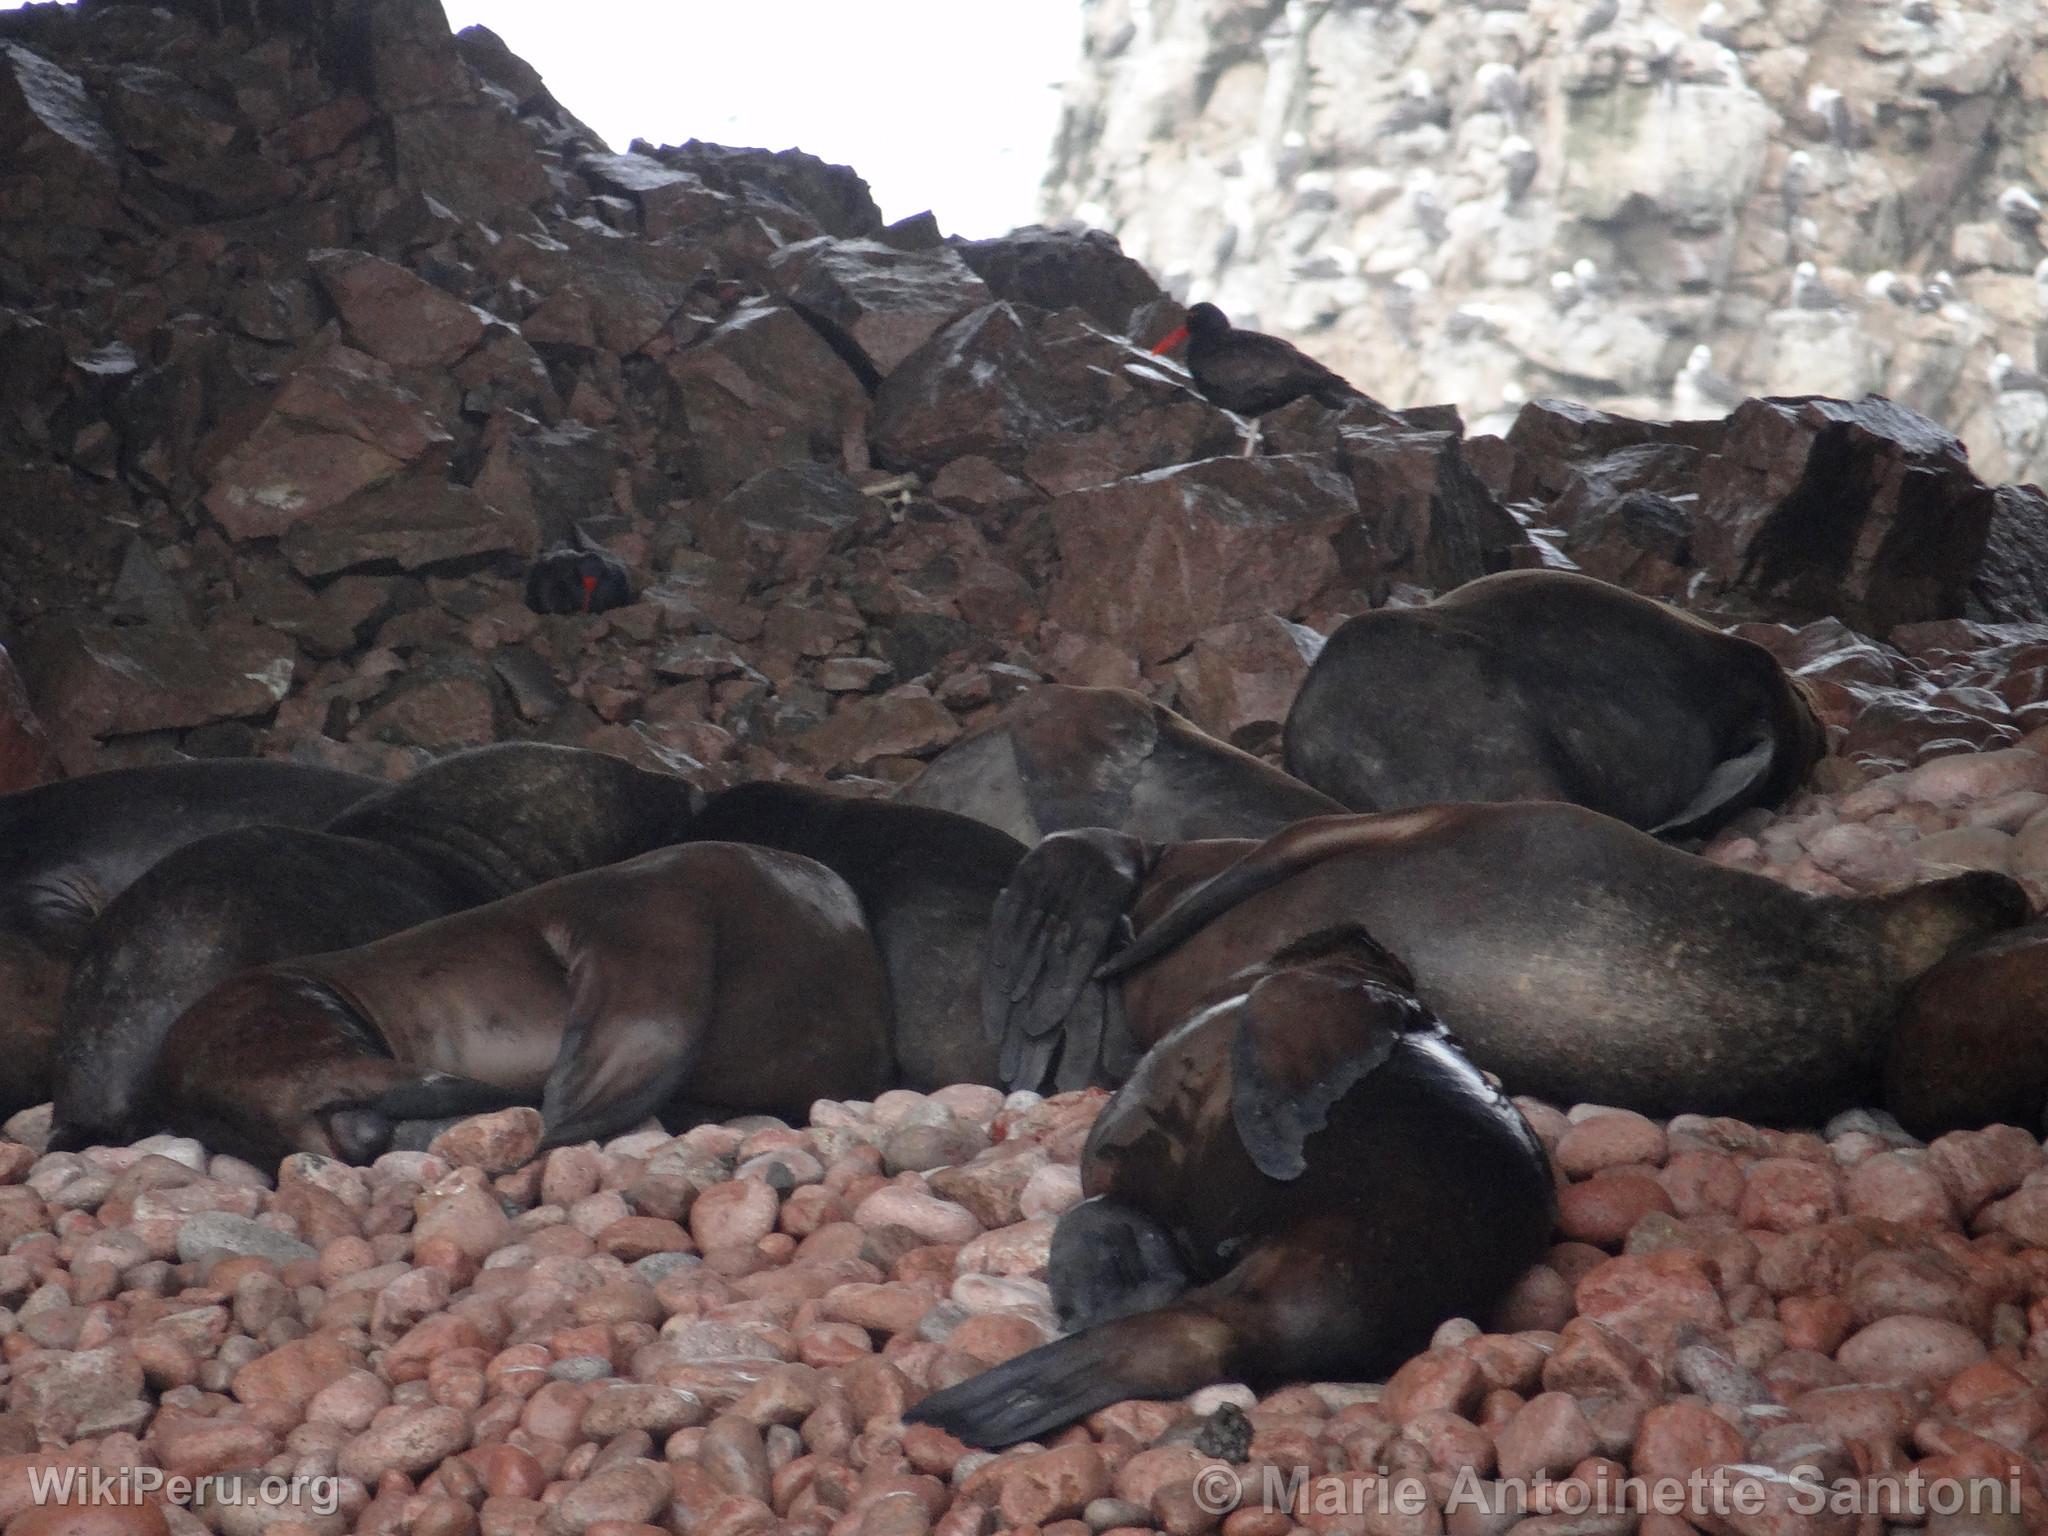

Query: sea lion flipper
<box><xmin>983</xmin><ymin>829</ymin><xmax>1148</xmax><ymax>1093</ymax></box>
<box><xmin>1230</xmin><ymin>971</ymin><xmax>1408</xmax><ymax>1181</ymax></box>
<box><xmin>905</xmin><ymin>1308</ymin><xmax>1238</xmax><ymax>1450</ymax></box>
<box><xmin>540</xmin><ymin>919</ymin><xmax>713</xmax><ymax>1149</ymax></box>
<box><xmin>1648</xmin><ymin>731</ymin><xmax>1777</xmax><ymax>840</ymax></box>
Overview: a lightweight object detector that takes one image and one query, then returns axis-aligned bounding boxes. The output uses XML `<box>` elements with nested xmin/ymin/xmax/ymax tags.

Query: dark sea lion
<box><xmin>49</xmin><ymin>743</ymin><xmax>699</xmax><ymax>1148</ymax></box>
<box><xmin>684</xmin><ymin>782</ymin><xmax>1029</xmax><ymax>1091</ymax></box>
<box><xmin>908</xmin><ymin>926</ymin><xmax>1555</xmax><ymax>1448</ymax></box>
<box><xmin>897</xmin><ymin>684</ymin><xmax>1342</xmax><ymax>845</ymax></box>
<box><xmin>1884</xmin><ymin>919</ymin><xmax>2048</xmax><ymax>1138</ymax></box>
<box><xmin>990</xmin><ymin>804</ymin><xmax>2028</xmax><ymax>1124</ymax></box>
<box><xmin>1282</xmin><ymin>570</ymin><xmax>1826</xmax><ymax>839</ymax></box>
<box><xmin>0</xmin><ymin>759</ymin><xmax>380</xmax><ymax>1118</ymax></box>
<box><xmin>152</xmin><ymin>843</ymin><xmax>890</xmax><ymax>1166</ymax></box>
<box><xmin>0</xmin><ymin>759</ymin><xmax>380</xmax><ymax>953</ymax></box>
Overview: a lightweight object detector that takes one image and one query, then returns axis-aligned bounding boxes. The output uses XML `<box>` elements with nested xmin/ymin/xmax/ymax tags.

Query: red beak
<box><xmin>1150</xmin><ymin>324</ymin><xmax>1190</xmax><ymax>356</ymax></box>
<box><xmin>580</xmin><ymin>572</ymin><xmax>599</xmax><ymax>613</ymax></box>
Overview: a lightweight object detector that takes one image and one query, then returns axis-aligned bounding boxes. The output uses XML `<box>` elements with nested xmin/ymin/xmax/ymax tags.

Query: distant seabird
<box><xmin>1806</xmin><ymin>84</ymin><xmax>1853</xmax><ymax>147</ymax></box>
<box><xmin>1917</xmin><ymin>269</ymin><xmax>1957</xmax><ymax>312</ymax></box>
<box><xmin>1577</xmin><ymin>0</ymin><xmax>1619</xmax><ymax>40</ymax></box>
<box><xmin>1791</xmin><ymin>261</ymin><xmax>1839</xmax><ymax>310</ymax></box>
<box><xmin>1500</xmin><ymin>135</ymin><xmax>1539</xmax><ymax>204</ymax></box>
<box><xmin>1550</xmin><ymin>270</ymin><xmax>1581</xmax><ymax>312</ymax></box>
<box><xmin>1381</xmin><ymin>70</ymin><xmax>1447</xmax><ymax>135</ymax></box>
<box><xmin>1410</xmin><ymin>176</ymin><xmax>1449</xmax><ymax>242</ymax></box>
<box><xmin>1993</xmin><ymin>353</ymin><xmax>2048</xmax><ymax>394</ymax></box>
<box><xmin>1864</xmin><ymin>270</ymin><xmax>1916</xmax><ymax>306</ymax></box>
<box><xmin>1572</xmin><ymin>256</ymin><xmax>1609</xmax><ymax>297</ymax></box>
<box><xmin>1675</xmin><ymin>344</ymin><xmax>1743</xmax><ymax>411</ymax></box>
<box><xmin>1697</xmin><ymin>2</ymin><xmax>1738</xmax><ymax>46</ymax></box>
<box><xmin>2000</xmin><ymin>185</ymin><xmax>2042</xmax><ymax>233</ymax></box>
<box><xmin>1783</xmin><ymin>150</ymin><xmax>1813</xmax><ymax>209</ymax></box>
<box><xmin>1475</xmin><ymin>62</ymin><xmax>1524</xmax><ymax>123</ymax></box>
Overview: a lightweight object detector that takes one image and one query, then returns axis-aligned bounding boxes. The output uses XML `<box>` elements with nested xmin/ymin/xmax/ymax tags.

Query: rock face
<box><xmin>1044</xmin><ymin>0</ymin><xmax>2048</xmax><ymax>485</ymax></box>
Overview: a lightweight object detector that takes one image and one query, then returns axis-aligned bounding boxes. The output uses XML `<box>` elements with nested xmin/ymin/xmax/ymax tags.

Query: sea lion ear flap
<box><xmin>1229</xmin><ymin>971</ymin><xmax>1403</xmax><ymax>1182</ymax></box>
<box><xmin>1649</xmin><ymin>730</ymin><xmax>1777</xmax><ymax>841</ymax></box>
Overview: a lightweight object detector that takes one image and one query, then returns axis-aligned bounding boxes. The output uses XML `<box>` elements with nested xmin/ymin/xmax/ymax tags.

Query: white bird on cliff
<box><xmin>1918</xmin><ymin>269</ymin><xmax>1958</xmax><ymax>312</ymax></box>
<box><xmin>1697</xmin><ymin>3</ymin><xmax>1738</xmax><ymax>46</ymax></box>
<box><xmin>2000</xmin><ymin>185</ymin><xmax>2042</xmax><ymax>233</ymax></box>
<box><xmin>1673</xmin><ymin>344</ymin><xmax>1742</xmax><ymax>415</ymax></box>
<box><xmin>1549</xmin><ymin>269</ymin><xmax>1581</xmax><ymax>311</ymax></box>
<box><xmin>1500</xmin><ymin>135</ymin><xmax>1539</xmax><ymax>204</ymax></box>
<box><xmin>1993</xmin><ymin>353</ymin><xmax>2048</xmax><ymax>394</ymax></box>
<box><xmin>1475</xmin><ymin>62</ymin><xmax>1524</xmax><ymax>123</ymax></box>
<box><xmin>1791</xmin><ymin>261</ymin><xmax>1840</xmax><ymax>310</ymax></box>
<box><xmin>1806</xmin><ymin>84</ymin><xmax>1853</xmax><ymax>147</ymax></box>
<box><xmin>1864</xmin><ymin>270</ymin><xmax>1916</xmax><ymax>306</ymax></box>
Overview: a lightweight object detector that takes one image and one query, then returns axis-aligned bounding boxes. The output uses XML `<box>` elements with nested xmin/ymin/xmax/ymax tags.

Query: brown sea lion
<box><xmin>49</xmin><ymin>743</ymin><xmax>699</xmax><ymax>1149</ymax></box>
<box><xmin>907</xmin><ymin>926</ymin><xmax>1555</xmax><ymax>1448</ymax></box>
<box><xmin>988</xmin><ymin>804</ymin><xmax>2028</xmax><ymax>1124</ymax></box>
<box><xmin>897</xmin><ymin>684</ymin><xmax>1342</xmax><ymax>845</ymax></box>
<box><xmin>683</xmin><ymin>782</ymin><xmax>1028</xmax><ymax>1091</ymax></box>
<box><xmin>0</xmin><ymin>759</ymin><xmax>381</xmax><ymax>1118</ymax></box>
<box><xmin>1282</xmin><ymin>570</ymin><xmax>1826</xmax><ymax>839</ymax></box>
<box><xmin>1884</xmin><ymin>919</ymin><xmax>2048</xmax><ymax>1138</ymax></box>
<box><xmin>150</xmin><ymin>843</ymin><xmax>891</xmax><ymax>1166</ymax></box>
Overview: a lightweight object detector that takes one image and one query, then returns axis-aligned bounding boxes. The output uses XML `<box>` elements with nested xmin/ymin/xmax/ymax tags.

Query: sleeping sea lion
<box><xmin>987</xmin><ymin>804</ymin><xmax>2028</xmax><ymax>1122</ymax></box>
<box><xmin>1282</xmin><ymin>570</ymin><xmax>1825</xmax><ymax>839</ymax></box>
<box><xmin>908</xmin><ymin>926</ymin><xmax>1555</xmax><ymax>1448</ymax></box>
<box><xmin>898</xmin><ymin>684</ymin><xmax>1342</xmax><ymax>845</ymax></box>
<box><xmin>0</xmin><ymin>758</ymin><xmax>380</xmax><ymax>1117</ymax></box>
<box><xmin>151</xmin><ymin>843</ymin><xmax>890</xmax><ymax>1166</ymax></box>
<box><xmin>49</xmin><ymin>743</ymin><xmax>699</xmax><ymax>1148</ymax></box>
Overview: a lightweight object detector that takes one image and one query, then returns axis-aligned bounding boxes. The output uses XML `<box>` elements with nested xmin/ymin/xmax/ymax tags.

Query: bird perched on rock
<box><xmin>1151</xmin><ymin>304</ymin><xmax>1377</xmax><ymax>420</ymax></box>
<box><xmin>1549</xmin><ymin>269</ymin><xmax>1582</xmax><ymax>312</ymax></box>
<box><xmin>1918</xmin><ymin>270</ymin><xmax>1958</xmax><ymax>313</ymax></box>
<box><xmin>1864</xmin><ymin>270</ymin><xmax>1916</xmax><ymax>306</ymax></box>
<box><xmin>1992</xmin><ymin>353</ymin><xmax>2048</xmax><ymax>395</ymax></box>
<box><xmin>1806</xmin><ymin>84</ymin><xmax>1854</xmax><ymax>147</ymax></box>
<box><xmin>1500</xmin><ymin>136</ymin><xmax>1539</xmax><ymax>204</ymax></box>
<box><xmin>2000</xmin><ymin>186</ymin><xmax>2042</xmax><ymax>236</ymax></box>
<box><xmin>1697</xmin><ymin>3</ymin><xmax>1738</xmax><ymax>46</ymax></box>
<box><xmin>524</xmin><ymin>534</ymin><xmax>634</xmax><ymax>616</ymax></box>
<box><xmin>1475</xmin><ymin>62</ymin><xmax>1524</xmax><ymax>124</ymax></box>
<box><xmin>1380</xmin><ymin>70</ymin><xmax>1447</xmax><ymax>135</ymax></box>
<box><xmin>1791</xmin><ymin>261</ymin><xmax>1839</xmax><ymax>310</ymax></box>
<box><xmin>1672</xmin><ymin>344</ymin><xmax>1741</xmax><ymax>416</ymax></box>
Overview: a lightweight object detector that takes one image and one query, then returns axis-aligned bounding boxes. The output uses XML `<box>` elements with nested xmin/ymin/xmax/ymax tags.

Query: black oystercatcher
<box><xmin>1150</xmin><ymin>303</ymin><xmax>1372</xmax><ymax>419</ymax></box>
<box><xmin>524</xmin><ymin>538</ymin><xmax>634</xmax><ymax>616</ymax></box>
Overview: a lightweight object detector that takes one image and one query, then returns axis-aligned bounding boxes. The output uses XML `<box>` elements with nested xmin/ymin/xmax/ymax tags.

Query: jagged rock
<box><xmin>278</xmin><ymin>475</ymin><xmax>538</xmax><ymax>579</ymax></box>
<box><xmin>952</xmin><ymin>224</ymin><xmax>1166</xmax><ymax>338</ymax></box>
<box><xmin>1340</xmin><ymin>423</ymin><xmax>1534</xmax><ymax>590</ymax></box>
<box><xmin>640</xmin><ymin>140</ymin><xmax>882</xmax><ymax>240</ymax></box>
<box><xmin>774</xmin><ymin>238</ymin><xmax>994</xmax><ymax>378</ymax></box>
<box><xmin>1169</xmin><ymin>614</ymin><xmax>1327</xmax><ymax>748</ymax></box>
<box><xmin>788</xmin><ymin>685</ymin><xmax>960</xmax><ymax>771</ymax></box>
<box><xmin>22</xmin><ymin>619</ymin><xmax>293</xmax><ymax>767</ymax></box>
<box><xmin>353</xmin><ymin>667</ymin><xmax>499</xmax><ymax>752</ymax></box>
<box><xmin>699</xmin><ymin>462</ymin><xmax>867</xmax><ymax>586</ymax></box>
<box><xmin>1971</xmin><ymin>486</ymin><xmax>2048</xmax><ymax>625</ymax></box>
<box><xmin>1046</xmin><ymin>454</ymin><xmax>1364</xmax><ymax>666</ymax></box>
<box><xmin>309</xmin><ymin>248</ymin><xmax>489</xmax><ymax>370</ymax></box>
<box><xmin>1694</xmin><ymin>396</ymin><xmax>1997</xmax><ymax>632</ymax></box>
<box><xmin>470</xmin><ymin>421</ymin><xmax>621</xmax><ymax>547</ymax></box>
<box><xmin>0</xmin><ymin>641</ymin><xmax>59</xmax><ymax>794</ymax></box>
<box><xmin>663</xmin><ymin>298</ymin><xmax>867</xmax><ymax>497</ymax></box>
<box><xmin>201</xmin><ymin>344</ymin><xmax>452</xmax><ymax>541</ymax></box>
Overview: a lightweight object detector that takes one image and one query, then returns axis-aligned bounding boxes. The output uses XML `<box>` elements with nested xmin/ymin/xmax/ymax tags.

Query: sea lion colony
<box><xmin>8</xmin><ymin>560</ymin><xmax>2045</xmax><ymax>1461</ymax></box>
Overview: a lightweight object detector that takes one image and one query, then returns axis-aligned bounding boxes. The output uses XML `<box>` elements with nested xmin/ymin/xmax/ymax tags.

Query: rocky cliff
<box><xmin>1043</xmin><ymin>0</ymin><xmax>2048</xmax><ymax>484</ymax></box>
<box><xmin>2</xmin><ymin>0</ymin><xmax>2046</xmax><ymax>812</ymax></box>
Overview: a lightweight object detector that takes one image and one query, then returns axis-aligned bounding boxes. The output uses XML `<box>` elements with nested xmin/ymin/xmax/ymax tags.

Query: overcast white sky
<box><xmin>439</xmin><ymin>2</ymin><xmax>1080</xmax><ymax>237</ymax></box>
<box><xmin>0</xmin><ymin>0</ymin><xmax>1082</xmax><ymax>237</ymax></box>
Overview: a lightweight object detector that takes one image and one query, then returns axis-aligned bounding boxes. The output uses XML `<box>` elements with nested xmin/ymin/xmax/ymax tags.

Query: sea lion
<box><xmin>1884</xmin><ymin>919</ymin><xmax>2048</xmax><ymax>1138</ymax></box>
<box><xmin>0</xmin><ymin>759</ymin><xmax>380</xmax><ymax>954</ymax></box>
<box><xmin>1281</xmin><ymin>570</ymin><xmax>1826</xmax><ymax>839</ymax></box>
<box><xmin>684</xmin><ymin>782</ymin><xmax>1029</xmax><ymax>1090</ymax></box>
<box><xmin>987</xmin><ymin>804</ymin><xmax>2028</xmax><ymax>1124</ymax></box>
<box><xmin>897</xmin><ymin>684</ymin><xmax>1342</xmax><ymax>846</ymax></box>
<box><xmin>0</xmin><ymin>759</ymin><xmax>381</xmax><ymax>1118</ymax></box>
<box><xmin>49</xmin><ymin>743</ymin><xmax>699</xmax><ymax>1148</ymax></box>
<box><xmin>907</xmin><ymin>926</ymin><xmax>1555</xmax><ymax>1448</ymax></box>
<box><xmin>151</xmin><ymin>842</ymin><xmax>891</xmax><ymax>1166</ymax></box>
